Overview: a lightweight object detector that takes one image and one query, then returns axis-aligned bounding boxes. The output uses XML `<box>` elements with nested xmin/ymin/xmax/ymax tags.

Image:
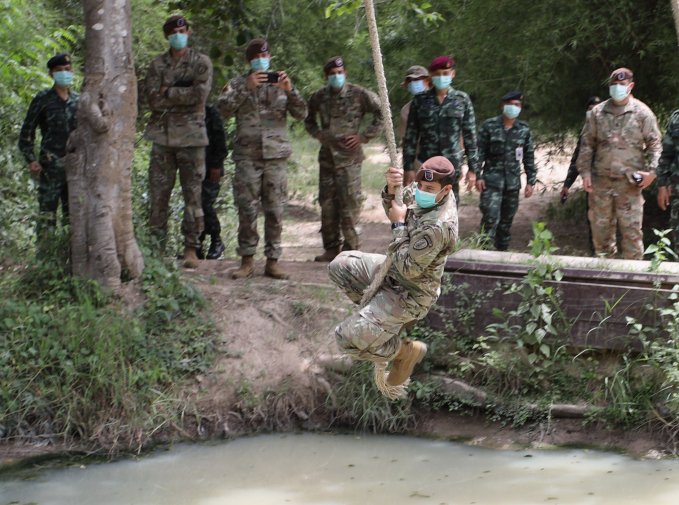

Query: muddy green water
<box><xmin>1</xmin><ymin>434</ymin><xmax>678</xmax><ymax>504</ymax></box>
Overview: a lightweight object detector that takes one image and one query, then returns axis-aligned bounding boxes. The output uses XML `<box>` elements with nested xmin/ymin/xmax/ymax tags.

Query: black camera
<box><xmin>266</xmin><ymin>72</ymin><xmax>280</xmax><ymax>83</ymax></box>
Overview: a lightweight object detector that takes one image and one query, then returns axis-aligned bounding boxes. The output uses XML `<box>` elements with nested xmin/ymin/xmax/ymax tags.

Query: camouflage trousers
<box><xmin>588</xmin><ymin>176</ymin><xmax>643</xmax><ymax>259</ymax></box>
<box><xmin>148</xmin><ymin>144</ymin><xmax>205</xmax><ymax>249</ymax></box>
<box><xmin>671</xmin><ymin>195</ymin><xmax>679</xmax><ymax>256</ymax></box>
<box><xmin>36</xmin><ymin>159</ymin><xmax>69</xmax><ymax>241</ymax></box>
<box><xmin>233</xmin><ymin>157</ymin><xmax>287</xmax><ymax>259</ymax></box>
<box><xmin>479</xmin><ymin>187</ymin><xmax>519</xmax><ymax>251</ymax></box>
<box><xmin>319</xmin><ymin>148</ymin><xmax>364</xmax><ymax>251</ymax></box>
<box><xmin>201</xmin><ymin>179</ymin><xmax>221</xmax><ymax>239</ymax></box>
<box><xmin>328</xmin><ymin>251</ymin><xmax>427</xmax><ymax>362</ymax></box>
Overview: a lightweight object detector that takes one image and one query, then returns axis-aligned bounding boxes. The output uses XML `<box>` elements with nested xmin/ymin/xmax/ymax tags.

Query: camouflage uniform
<box><xmin>577</xmin><ymin>98</ymin><xmax>662</xmax><ymax>259</ymax></box>
<box><xmin>304</xmin><ymin>83</ymin><xmax>383</xmax><ymax>251</ymax></box>
<box><xmin>201</xmin><ymin>105</ymin><xmax>228</xmax><ymax>241</ymax></box>
<box><xmin>144</xmin><ymin>47</ymin><xmax>213</xmax><ymax>249</ymax></box>
<box><xmin>402</xmin><ymin>87</ymin><xmax>479</xmax><ymax>204</ymax></box>
<box><xmin>656</xmin><ymin>109</ymin><xmax>679</xmax><ymax>252</ymax></box>
<box><xmin>476</xmin><ymin>115</ymin><xmax>536</xmax><ymax>251</ymax></box>
<box><xmin>18</xmin><ymin>87</ymin><xmax>79</xmax><ymax>238</ymax></box>
<box><xmin>329</xmin><ymin>183</ymin><xmax>458</xmax><ymax>361</ymax></box>
<box><xmin>218</xmin><ymin>74</ymin><xmax>307</xmax><ymax>259</ymax></box>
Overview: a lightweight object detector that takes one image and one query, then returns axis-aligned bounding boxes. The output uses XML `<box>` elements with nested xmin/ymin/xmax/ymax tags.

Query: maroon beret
<box><xmin>163</xmin><ymin>15</ymin><xmax>189</xmax><ymax>36</ymax></box>
<box><xmin>428</xmin><ymin>55</ymin><xmax>455</xmax><ymax>72</ymax></box>
<box><xmin>323</xmin><ymin>56</ymin><xmax>344</xmax><ymax>74</ymax></box>
<box><xmin>416</xmin><ymin>156</ymin><xmax>455</xmax><ymax>182</ymax></box>
<box><xmin>609</xmin><ymin>67</ymin><xmax>634</xmax><ymax>82</ymax></box>
<box><xmin>246</xmin><ymin>38</ymin><xmax>269</xmax><ymax>61</ymax></box>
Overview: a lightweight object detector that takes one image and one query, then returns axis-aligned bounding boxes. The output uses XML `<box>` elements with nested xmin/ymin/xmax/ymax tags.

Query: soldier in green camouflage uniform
<box><xmin>656</xmin><ymin>109</ymin><xmax>679</xmax><ymax>254</ymax></box>
<box><xmin>402</xmin><ymin>55</ymin><xmax>479</xmax><ymax>204</ymax></box>
<box><xmin>144</xmin><ymin>15</ymin><xmax>213</xmax><ymax>268</ymax></box>
<box><xmin>329</xmin><ymin>156</ymin><xmax>458</xmax><ymax>390</ymax></box>
<box><xmin>218</xmin><ymin>38</ymin><xmax>307</xmax><ymax>280</ymax></box>
<box><xmin>474</xmin><ymin>91</ymin><xmax>536</xmax><ymax>251</ymax></box>
<box><xmin>18</xmin><ymin>53</ymin><xmax>79</xmax><ymax>244</ymax></box>
<box><xmin>304</xmin><ymin>56</ymin><xmax>384</xmax><ymax>262</ymax></box>
<box><xmin>577</xmin><ymin>68</ymin><xmax>661</xmax><ymax>260</ymax></box>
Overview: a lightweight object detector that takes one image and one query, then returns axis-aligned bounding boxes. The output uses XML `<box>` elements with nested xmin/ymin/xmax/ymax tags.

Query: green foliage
<box><xmin>644</xmin><ymin>228</ymin><xmax>678</xmax><ymax>272</ymax></box>
<box><xmin>0</xmin><ymin>237</ymin><xmax>216</xmax><ymax>452</ymax></box>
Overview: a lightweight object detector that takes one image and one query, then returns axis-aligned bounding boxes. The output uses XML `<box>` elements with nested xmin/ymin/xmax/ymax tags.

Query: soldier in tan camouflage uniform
<box><xmin>329</xmin><ymin>156</ymin><xmax>458</xmax><ymax>392</ymax></box>
<box><xmin>144</xmin><ymin>15</ymin><xmax>212</xmax><ymax>268</ymax></box>
<box><xmin>304</xmin><ymin>56</ymin><xmax>384</xmax><ymax>262</ymax></box>
<box><xmin>577</xmin><ymin>68</ymin><xmax>661</xmax><ymax>260</ymax></box>
<box><xmin>218</xmin><ymin>38</ymin><xmax>307</xmax><ymax>279</ymax></box>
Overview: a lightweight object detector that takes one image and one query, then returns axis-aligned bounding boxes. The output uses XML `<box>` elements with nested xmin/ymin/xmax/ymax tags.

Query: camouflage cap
<box><xmin>609</xmin><ymin>67</ymin><xmax>634</xmax><ymax>82</ymax></box>
<box><xmin>501</xmin><ymin>90</ymin><xmax>523</xmax><ymax>102</ymax></box>
<box><xmin>163</xmin><ymin>15</ymin><xmax>189</xmax><ymax>36</ymax></box>
<box><xmin>246</xmin><ymin>38</ymin><xmax>269</xmax><ymax>61</ymax></box>
<box><xmin>47</xmin><ymin>53</ymin><xmax>71</xmax><ymax>70</ymax></box>
<box><xmin>402</xmin><ymin>65</ymin><xmax>428</xmax><ymax>84</ymax></box>
<box><xmin>428</xmin><ymin>55</ymin><xmax>455</xmax><ymax>72</ymax></box>
<box><xmin>323</xmin><ymin>56</ymin><xmax>344</xmax><ymax>74</ymax></box>
<box><xmin>416</xmin><ymin>156</ymin><xmax>455</xmax><ymax>182</ymax></box>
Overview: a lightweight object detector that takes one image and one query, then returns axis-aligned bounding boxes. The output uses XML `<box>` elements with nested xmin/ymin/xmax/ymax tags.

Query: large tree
<box><xmin>66</xmin><ymin>0</ymin><xmax>144</xmax><ymax>290</ymax></box>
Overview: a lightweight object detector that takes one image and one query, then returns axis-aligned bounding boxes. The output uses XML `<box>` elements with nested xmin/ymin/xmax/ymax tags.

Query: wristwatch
<box><xmin>391</xmin><ymin>222</ymin><xmax>406</xmax><ymax>230</ymax></box>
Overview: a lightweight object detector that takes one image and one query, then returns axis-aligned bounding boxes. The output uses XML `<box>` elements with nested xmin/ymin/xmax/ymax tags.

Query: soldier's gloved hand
<box><xmin>207</xmin><ymin>167</ymin><xmax>221</xmax><ymax>183</ymax></box>
<box><xmin>657</xmin><ymin>186</ymin><xmax>670</xmax><ymax>211</ymax></box>
<box><xmin>524</xmin><ymin>184</ymin><xmax>534</xmax><ymax>198</ymax></box>
<box><xmin>247</xmin><ymin>71</ymin><xmax>267</xmax><ymax>90</ymax></box>
<box><xmin>385</xmin><ymin>166</ymin><xmax>403</xmax><ymax>195</ymax></box>
<box><xmin>28</xmin><ymin>161</ymin><xmax>42</xmax><ymax>175</ymax></box>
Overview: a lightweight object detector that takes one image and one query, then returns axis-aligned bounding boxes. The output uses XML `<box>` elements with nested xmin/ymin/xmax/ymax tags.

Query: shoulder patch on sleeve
<box><xmin>413</xmin><ymin>234</ymin><xmax>433</xmax><ymax>251</ymax></box>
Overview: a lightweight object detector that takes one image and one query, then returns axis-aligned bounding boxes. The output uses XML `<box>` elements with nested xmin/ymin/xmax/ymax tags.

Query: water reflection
<box><xmin>1</xmin><ymin>434</ymin><xmax>677</xmax><ymax>505</ymax></box>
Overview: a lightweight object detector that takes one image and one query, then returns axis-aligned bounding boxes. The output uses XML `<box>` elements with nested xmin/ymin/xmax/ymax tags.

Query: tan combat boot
<box><xmin>314</xmin><ymin>247</ymin><xmax>340</xmax><ymax>262</ymax></box>
<box><xmin>183</xmin><ymin>247</ymin><xmax>200</xmax><ymax>269</ymax></box>
<box><xmin>264</xmin><ymin>258</ymin><xmax>289</xmax><ymax>280</ymax></box>
<box><xmin>231</xmin><ymin>255</ymin><xmax>254</xmax><ymax>279</ymax></box>
<box><xmin>386</xmin><ymin>340</ymin><xmax>428</xmax><ymax>386</ymax></box>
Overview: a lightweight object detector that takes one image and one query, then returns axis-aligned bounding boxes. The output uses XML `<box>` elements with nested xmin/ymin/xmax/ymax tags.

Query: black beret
<box><xmin>47</xmin><ymin>53</ymin><xmax>71</xmax><ymax>70</ymax></box>
<box><xmin>416</xmin><ymin>156</ymin><xmax>455</xmax><ymax>182</ymax></box>
<box><xmin>163</xmin><ymin>15</ymin><xmax>189</xmax><ymax>36</ymax></box>
<box><xmin>323</xmin><ymin>56</ymin><xmax>344</xmax><ymax>74</ymax></box>
<box><xmin>246</xmin><ymin>38</ymin><xmax>269</xmax><ymax>61</ymax></box>
<box><xmin>501</xmin><ymin>90</ymin><xmax>523</xmax><ymax>101</ymax></box>
<box><xmin>609</xmin><ymin>67</ymin><xmax>634</xmax><ymax>82</ymax></box>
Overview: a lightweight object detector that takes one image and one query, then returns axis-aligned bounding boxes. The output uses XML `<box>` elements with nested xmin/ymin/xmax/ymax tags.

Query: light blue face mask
<box><xmin>609</xmin><ymin>83</ymin><xmax>630</xmax><ymax>102</ymax></box>
<box><xmin>407</xmin><ymin>79</ymin><xmax>426</xmax><ymax>95</ymax></box>
<box><xmin>53</xmin><ymin>70</ymin><xmax>74</xmax><ymax>87</ymax></box>
<box><xmin>415</xmin><ymin>187</ymin><xmax>443</xmax><ymax>209</ymax></box>
<box><xmin>328</xmin><ymin>73</ymin><xmax>346</xmax><ymax>89</ymax></box>
<box><xmin>250</xmin><ymin>57</ymin><xmax>270</xmax><ymax>72</ymax></box>
<box><xmin>168</xmin><ymin>32</ymin><xmax>189</xmax><ymax>50</ymax></box>
<box><xmin>503</xmin><ymin>104</ymin><xmax>521</xmax><ymax>119</ymax></box>
<box><xmin>431</xmin><ymin>75</ymin><xmax>452</xmax><ymax>90</ymax></box>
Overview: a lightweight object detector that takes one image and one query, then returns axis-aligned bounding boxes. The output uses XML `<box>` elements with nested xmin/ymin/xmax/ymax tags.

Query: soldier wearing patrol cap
<box><xmin>328</xmin><ymin>156</ymin><xmax>458</xmax><ymax>389</ymax></box>
<box><xmin>475</xmin><ymin>90</ymin><xmax>536</xmax><ymax>251</ymax></box>
<box><xmin>219</xmin><ymin>38</ymin><xmax>307</xmax><ymax>279</ymax></box>
<box><xmin>577</xmin><ymin>67</ymin><xmax>662</xmax><ymax>259</ymax></box>
<box><xmin>398</xmin><ymin>65</ymin><xmax>429</xmax><ymax>147</ymax></box>
<box><xmin>402</xmin><ymin>55</ymin><xmax>479</xmax><ymax>204</ymax></box>
<box><xmin>144</xmin><ymin>14</ymin><xmax>213</xmax><ymax>269</ymax></box>
<box><xmin>304</xmin><ymin>56</ymin><xmax>384</xmax><ymax>262</ymax></box>
<box><xmin>18</xmin><ymin>52</ymin><xmax>79</xmax><ymax>248</ymax></box>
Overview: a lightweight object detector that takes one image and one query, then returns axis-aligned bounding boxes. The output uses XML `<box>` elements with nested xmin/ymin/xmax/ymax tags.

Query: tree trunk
<box><xmin>672</xmin><ymin>0</ymin><xmax>679</xmax><ymax>47</ymax></box>
<box><xmin>66</xmin><ymin>0</ymin><xmax>144</xmax><ymax>291</ymax></box>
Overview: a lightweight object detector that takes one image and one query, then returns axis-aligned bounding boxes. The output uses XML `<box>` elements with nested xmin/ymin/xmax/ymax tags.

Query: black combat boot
<box><xmin>206</xmin><ymin>236</ymin><xmax>225</xmax><ymax>260</ymax></box>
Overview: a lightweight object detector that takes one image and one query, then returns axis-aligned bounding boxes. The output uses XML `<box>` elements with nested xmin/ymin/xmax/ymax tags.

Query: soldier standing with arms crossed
<box><xmin>577</xmin><ymin>68</ymin><xmax>661</xmax><ymax>260</ymax></box>
<box><xmin>304</xmin><ymin>56</ymin><xmax>384</xmax><ymax>262</ymax></box>
<box><xmin>18</xmin><ymin>53</ymin><xmax>79</xmax><ymax>248</ymax></box>
<box><xmin>219</xmin><ymin>38</ymin><xmax>307</xmax><ymax>279</ymax></box>
<box><xmin>144</xmin><ymin>15</ymin><xmax>213</xmax><ymax>268</ymax></box>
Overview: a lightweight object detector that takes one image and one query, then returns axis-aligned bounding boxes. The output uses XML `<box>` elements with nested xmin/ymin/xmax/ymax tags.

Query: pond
<box><xmin>1</xmin><ymin>433</ymin><xmax>677</xmax><ymax>504</ymax></box>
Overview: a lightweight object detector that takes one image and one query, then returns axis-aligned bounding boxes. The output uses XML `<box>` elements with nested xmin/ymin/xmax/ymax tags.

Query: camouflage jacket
<box><xmin>18</xmin><ymin>87</ymin><xmax>79</xmax><ymax>164</ymax></box>
<box><xmin>577</xmin><ymin>97</ymin><xmax>661</xmax><ymax>179</ymax></box>
<box><xmin>656</xmin><ymin>109</ymin><xmax>679</xmax><ymax>187</ymax></box>
<box><xmin>205</xmin><ymin>105</ymin><xmax>228</xmax><ymax>177</ymax></box>
<box><xmin>144</xmin><ymin>48</ymin><xmax>213</xmax><ymax>148</ymax></box>
<box><xmin>403</xmin><ymin>87</ymin><xmax>479</xmax><ymax>181</ymax></box>
<box><xmin>218</xmin><ymin>73</ymin><xmax>307</xmax><ymax>161</ymax></box>
<box><xmin>477</xmin><ymin>115</ymin><xmax>536</xmax><ymax>191</ymax></box>
<box><xmin>381</xmin><ymin>183</ymin><xmax>458</xmax><ymax>309</ymax></box>
<box><xmin>304</xmin><ymin>82</ymin><xmax>383</xmax><ymax>166</ymax></box>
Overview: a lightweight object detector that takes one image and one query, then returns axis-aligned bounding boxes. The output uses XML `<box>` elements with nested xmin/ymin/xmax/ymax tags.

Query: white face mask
<box><xmin>609</xmin><ymin>83</ymin><xmax>631</xmax><ymax>102</ymax></box>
